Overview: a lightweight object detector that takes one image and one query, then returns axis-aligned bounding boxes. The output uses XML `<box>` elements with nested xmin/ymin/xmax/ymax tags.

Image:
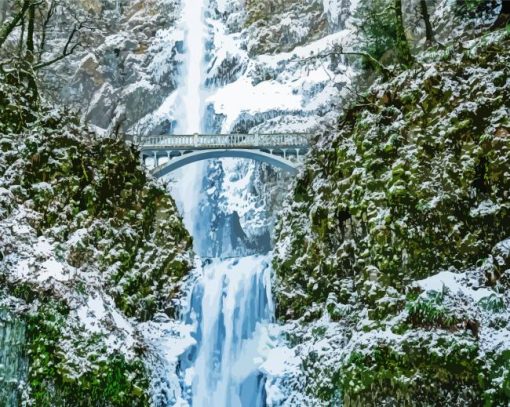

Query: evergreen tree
<box><xmin>354</xmin><ymin>0</ymin><xmax>414</xmax><ymax>67</ymax></box>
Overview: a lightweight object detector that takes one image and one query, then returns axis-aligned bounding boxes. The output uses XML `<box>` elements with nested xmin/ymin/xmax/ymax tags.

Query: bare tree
<box><xmin>33</xmin><ymin>19</ymin><xmax>86</xmax><ymax>70</ymax></box>
<box><xmin>37</xmin><ymin>0</ymin><xmax>55</xmax><ymax>62</ymax></box>
<box><xmin>303</xmin><ymin>44</ymin><xmax>393</xmax><ymax>80</ymax></box>
<box><xmin>0</xmin><ymin>0</ymin><xmax>31</xmax><ymax>48</ymax></box>
<box><xmin>26</xmin><ymin>1</ymin><xmax>35</xmax><ymax>62</ymax></box>
<box><xmin>420</xmin><ymin>0</ymin><xmax>435</xmax><ymax>46</ymax></box>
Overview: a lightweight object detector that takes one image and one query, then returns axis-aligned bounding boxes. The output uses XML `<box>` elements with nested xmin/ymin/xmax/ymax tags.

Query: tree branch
<box><xmin>33</xmin><ymin>22</ymin><xmax>82</xmax><ymax>70</ymax></box>
<box><xmin>304</xmin><ymin>45</ymin><xmax>393</xmax><ymax>80</ymax></box>
<box><xmin>0</xmin><ymin>0</ymin><xmax>31</xmax><ymax>49</ymax></box>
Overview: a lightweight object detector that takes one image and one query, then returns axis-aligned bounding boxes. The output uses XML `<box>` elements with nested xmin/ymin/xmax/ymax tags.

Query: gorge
<box><xmin>1</xmin><ymin>0</ymin><xmax>510</xmax><ymax>406</ymax></box>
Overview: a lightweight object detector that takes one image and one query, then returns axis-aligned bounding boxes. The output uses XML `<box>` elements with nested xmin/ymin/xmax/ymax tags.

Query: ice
<box><xmin>182</xmin><ymin>255</ymin><xmax>274</xmax><ymax>406</ymax></box>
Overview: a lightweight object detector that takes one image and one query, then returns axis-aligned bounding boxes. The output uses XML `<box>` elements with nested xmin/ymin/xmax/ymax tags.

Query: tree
<box><xmin>394</xmin><ymin>0</ymin><xmax>414</xmax><ymax>66</ymax></box>
<box><xmin>0</xmin><ymin>0</ymin><xmax>31</xmax><ymax>49</ymax></box>
<box><xmin>0</xmin><ymin>0</ymin><xmax>96</xmax><ymax>116</ymax></box>
<box><xmin>354</xmin><ymin>0</ymin><xmax>414</xmax><ymax>68</ymax></box>
<box><xmin>420</xmin><ymin>0</ymin><xmax>436</xmax><ymax>46</ymax></box>
<box><xmin>1</xmin><ymin>0</ymin><xmax>93</xmax><ymax>68</ymax></box>
<box><xmin>492</xmin><ymin>0</ymin><xmax>510</xmax><ymax>28</ymax></box>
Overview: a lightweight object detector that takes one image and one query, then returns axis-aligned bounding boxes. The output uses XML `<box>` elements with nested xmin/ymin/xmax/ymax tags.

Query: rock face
<box><xmin>42</xmin><ymin>0</ymin><xmax>183</xmax><ymax>135</ymax></box>
<box><xmin>272</xmin><ymin>29</ymin><xmax>510</xmax><ymax>406</ymax></box>
<box><xmin>0</xmin><ymin>71</ymin><xmax>193</xmax><ymax>404</ymax></box>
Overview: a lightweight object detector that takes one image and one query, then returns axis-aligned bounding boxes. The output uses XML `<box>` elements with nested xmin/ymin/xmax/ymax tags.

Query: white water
<box><xmin>182</xmin><ymin>257</ymin><xmax>274</xmax><ymax>406</ymax></box>
<box><xmin>166</xmin><ymin>1</ymin><xmax>276</xmax><ymax>406</ymax></box>
<box><xmin>169</xmin><ymin>0</ymin><xmax>207</xmax><ymax>235</ymax></box>
<box><xmin>176</xmin><ymin>0</ymin><xmax>206</xmax><ymax>135</ymax></box>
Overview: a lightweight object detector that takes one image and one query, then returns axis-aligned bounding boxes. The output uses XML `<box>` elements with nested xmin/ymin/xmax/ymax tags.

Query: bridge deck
<box><xmin>136</xmin><ymin>133</ymin><xmax>312</xmax><ymax>151</ymax></box>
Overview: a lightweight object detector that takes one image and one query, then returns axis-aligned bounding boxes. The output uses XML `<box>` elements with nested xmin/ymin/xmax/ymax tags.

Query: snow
<box><xmin>34</xmin><ymin>238</ymin><xmax>53</xmax><ymax>256</ymax></box>
<box><xmin>76</xmin><ymin>295</ymin><xmax>107</xmax><ymax>334</ymax></box>
<box><xmin>470</xmin><ymin>199</ymin><xmax>502</xmax><ymax>217</ymax></box>
<box><xmin>133</xmin><ymin>91</ymin><xmax>178</xmax><ymax>134</ymax></box>
<box><xmin>208</xmin><ymin>77</ymin><xmax>303</xmax><ymax>131</ymax></box>
<box><xmin>37</xmin><ymin>259</ymin><xmax>70</xmax><ymax>282</ymax></box>
<box><xmin>260</xmin><ymin>343</ymin><xmax>299</xmax><ymax>377</ymax></box>
<box><xmin>67</xmin><ymin>228</ymin><xmax>88</xmax><ymax>246</ymax></box>
<box><xmin>416</xmin><ymin>270</ymin><xmax>494</xmax><ymax>303</ymax></box>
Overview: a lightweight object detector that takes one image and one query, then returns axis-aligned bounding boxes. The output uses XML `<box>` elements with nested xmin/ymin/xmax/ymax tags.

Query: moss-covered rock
<box><xmin>0</xmin><ymin>106</ymin><xmax>192</xmax><ymax>405</ymax></box>
<box><xmin>273</xmin><ymin>29</ymin><xmax>510</xmax><ymax>405</ymax></box>
<box><xmin>275</xmin><ymin>30</ymin><xmax>510</xmax><ymax>320</ymax></box>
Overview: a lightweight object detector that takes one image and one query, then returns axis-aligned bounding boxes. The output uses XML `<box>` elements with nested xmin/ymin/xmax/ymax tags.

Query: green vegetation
<box><xmin>0</xmin><ymin>66</ymin><xmax>192</xmax><ymax>405</ymax></box>
<box><xmin>406</xmin><ymin>291</ymin><xmax>459</xmax><ymax>329</ymax></box>
<box><xmin>25</xmin><ymin>303</ymin><xmax>149</xmax><ymax>407</ymax></box>
<box><xmin>339</xmin><ymin>336</ymin><xmax>481</xmax><ymax>406</ymax></box>
<box><xmin>274</xmin><ymin>21</ymin><xmax>510</xmax><ymax>407</ymax></box>
<box><xmin>275</xmin><ymin>30</ymin><xmax>510</xmax><ymax>320</ymax></box>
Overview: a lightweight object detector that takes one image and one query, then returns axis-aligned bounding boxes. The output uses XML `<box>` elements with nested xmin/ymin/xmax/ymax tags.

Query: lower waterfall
<box><xmin>181</xmin><ymin>256</ymin><xmax>274</xmax><ymax>406</ymax></box>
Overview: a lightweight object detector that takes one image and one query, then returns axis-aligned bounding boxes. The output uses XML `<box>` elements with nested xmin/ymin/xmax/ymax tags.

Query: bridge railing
<box><xmin>135</xmin><ymin>133</ymin><xmax>312</xmax><ymax>149</ymax></box>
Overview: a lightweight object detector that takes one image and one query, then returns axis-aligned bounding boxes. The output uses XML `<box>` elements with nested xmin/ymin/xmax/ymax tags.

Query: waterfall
<box><xmin>169</xmin><ymin>0</ymin><xmax>207</xmax><ymax>236</ymax></box>
<box><xmin>165</xmin><ymin>1</ymin><xmax>277</xmax><ymax>405</ymax></box>
<box><xmin>176</xmin><ymin>0</ymin><xmax>206</xmax><ymax>135</ymax></box>
<box><xmin>0</xmin><ymin>309</ymin><xmax>27</xmax><ymax>406</ymax></box>
<box><xmin>181</xmin><ymin>257</ymin><xmax>274</xmax><ymax>406</ymax></box>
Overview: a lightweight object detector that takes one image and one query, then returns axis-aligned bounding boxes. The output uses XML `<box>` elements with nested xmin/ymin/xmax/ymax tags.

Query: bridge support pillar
<box><xmin>153</xmin><ymin>152</ymin><xmax>158</xmax><ymax>167</ymax></box>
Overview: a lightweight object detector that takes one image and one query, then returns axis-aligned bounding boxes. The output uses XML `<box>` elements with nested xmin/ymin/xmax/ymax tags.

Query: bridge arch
<box><xmin>151</xmin><ymin>149</ymin><xmax>299</xmax><ymax>178</ymax></box>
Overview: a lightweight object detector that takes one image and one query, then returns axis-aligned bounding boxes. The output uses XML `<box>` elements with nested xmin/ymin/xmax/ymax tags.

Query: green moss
<box><xmin>275</xmin><ymin>31</ymin><xmax>510</xmax><ymax>320</ymax></box>
<box><xmin>25</xmin><ymin>303</ymin><xmax>149</xmax><ymax>407</ymax></box>
<box><xmin>406</xmin><ymin>291</ymin><xmax>459</xmax><ymax>329</ymax></box>
<box><xmin>13</xmin><ymin>123</ymin><xmax>192</xmax><ymax>321</ymax></box>
<box><xmin>339</xmin><ymin>336</ymin><xmax>482</xmax><ymax>406</ymax></box>
<box><xmin>482</xmin><ymin>349</ymin><xmax>510</xmax><ymax>406</ymax></box>
<box><xmin>1</xmin><ymin>94</ymin><xmax>192</xmax><ymax>403</ymax></box>
<box><xmin>274</xmin><ymin>29</ymin><xmax>510</xmax><ymax>406</ymax></box>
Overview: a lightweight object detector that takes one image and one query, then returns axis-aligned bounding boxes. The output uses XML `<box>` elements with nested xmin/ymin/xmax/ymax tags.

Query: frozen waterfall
<box><xmin>170</xmin><ymin>0</ymin><xmax>207</xmax><ymax>236</ymax></box>
<box><xmin>165</xmin><ymin>1</ymin><xmax>277</xmax><ymax>406</ymax></box>
<box><xmin>181</xmin><ymin>256</ymin><xmax>274</xmax><ymax>406</ymax></box>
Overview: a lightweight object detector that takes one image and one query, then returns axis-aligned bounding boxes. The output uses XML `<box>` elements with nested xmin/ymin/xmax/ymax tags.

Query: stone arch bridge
<box><xmin>135</xmin><ymin>133</ymin><xmax>312</xmax><ymax>177</ymax></box>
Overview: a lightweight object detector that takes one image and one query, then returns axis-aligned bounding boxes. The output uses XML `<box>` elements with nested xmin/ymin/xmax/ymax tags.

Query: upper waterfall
<box><xmin>178</xmin><ymin>0</ymin><xmax>207</xmax><ymax>134</ymax></box>
<box><xmin>169</xmin><ymin>0</ymin><xmax>208</xmax><ymax>238</ymax></box>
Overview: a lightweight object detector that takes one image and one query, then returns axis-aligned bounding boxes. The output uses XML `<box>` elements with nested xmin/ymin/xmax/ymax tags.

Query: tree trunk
<box><xmin>26</xmin><ymin>4</ymin><xmax>35</xmax><ymax>63</ymax></box>
<box><xmin>492</xmin><ymin>0</ymin><xmax>510</xmax><ymax>28</ymax></box>
<box><xmin>0</xmin><ymin>0</ymin><xmax>8</xmax><ymax>25</ymax></box>
<box><xmin>395</xmin><ymin>0</ymin><xmax>414</xmax><ymax>66</ymax></box>
<box><xmin>38</xmin><ymin>0</ymin><xmax>55</xmax><ymax>62</ymax></box>
<box><xmin>0</xmin><ymin>0</ymin><xmax>31</xmax><ymax>49</ymax></box>
<box><xmin>420</xmin><ymin>0</ymin><xmax>435</xmax><ymax>46</ymax></box>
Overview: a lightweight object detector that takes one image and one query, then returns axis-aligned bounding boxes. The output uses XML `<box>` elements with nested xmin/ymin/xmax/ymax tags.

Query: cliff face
<box><xmin>0</xmin><ymin>72</ymin><xmax>193</xmax><ymax>405</ymax></box>
<box><xmin>39</xmin><ymin>0</ymin><xmax>182</xmax><ymax>135</ymax></box>
<box><xmin>272</xmin><ymin>29</ymin><xmax>510</xmax><ymax>406</ymax></box>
